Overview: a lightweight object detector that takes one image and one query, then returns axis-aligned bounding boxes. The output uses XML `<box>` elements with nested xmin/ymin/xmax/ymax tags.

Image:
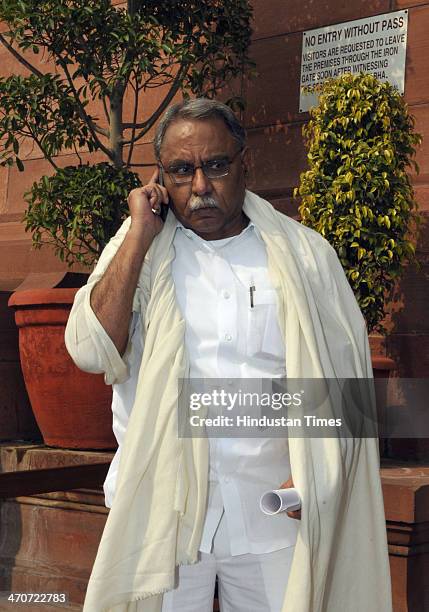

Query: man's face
<box><xmin>159</xmin><ymin>117</ymin><xmax>249</xmax><ymax>240</ymax></box>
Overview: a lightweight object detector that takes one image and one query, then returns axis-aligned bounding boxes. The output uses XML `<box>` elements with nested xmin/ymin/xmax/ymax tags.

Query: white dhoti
<box><xmin>161</xmin><ymin>511</ymin><xmax>295</xmax><ymax>612</ymax></box>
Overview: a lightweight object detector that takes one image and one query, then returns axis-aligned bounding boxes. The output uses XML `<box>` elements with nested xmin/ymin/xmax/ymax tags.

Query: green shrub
<box><xmin>23</xmin><ymin>163</ymin><xmax>141</xmax><ymax>267</ymax></box>
<box><xmin>295</xmin><ymin>73</ymin><xmax>422</xmax><ymax>332</ymax></box>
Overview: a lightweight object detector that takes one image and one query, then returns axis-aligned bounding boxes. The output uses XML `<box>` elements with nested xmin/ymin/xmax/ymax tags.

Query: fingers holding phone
<box><xmin>154</xmin><ymin>167</ymin><xmax>169</xmax><ymax>221</ymax></box>
<box><xmin>127</xmin><ymin>167</ymin><xmax>169</xmax><ymax>238</ymax></box>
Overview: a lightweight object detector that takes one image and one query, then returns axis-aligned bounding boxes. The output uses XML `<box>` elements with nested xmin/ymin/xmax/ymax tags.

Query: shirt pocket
<box><xmin>246</xmin><ymin>288</ymin><xmax>285</xmax><ymax>360</ymax></box>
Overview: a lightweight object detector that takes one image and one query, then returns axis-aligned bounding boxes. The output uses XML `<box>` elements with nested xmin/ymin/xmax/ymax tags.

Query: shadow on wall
<box><xmin>0</xmin><ymin>499</ymin><xmax>23</xmax><ymax>596</ymax></box>
<box><xmin>0</xmin><ymin>291</ymin><xmax>41</xmax><ymax>444</ymax></box>
<box><xmin>387</xmin><ymin>213</ymin><xmax>429</xmax><ymax>377</ymax></box>
<box><xmin>0</xmin><ymin>290</ymin><xmax>41</xmax><ymax>596</ymax></box>
<box><xmin>384</xmin><ymin>214</ymin><xmax>429</xmax><ymax>461</ymax></box>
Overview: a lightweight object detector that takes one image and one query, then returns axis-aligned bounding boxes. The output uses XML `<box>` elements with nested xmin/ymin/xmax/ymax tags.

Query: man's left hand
<box><xmin>279</xmin><ymin>477</ymin><xmax>301</xmax><ymax>520</ymax></box>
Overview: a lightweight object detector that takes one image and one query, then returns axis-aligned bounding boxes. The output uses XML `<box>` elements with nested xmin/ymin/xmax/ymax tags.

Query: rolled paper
<box><xmin>260</xmin><ymin>487</ymin><xmax>301</xmax><ymax>515</ymax></box>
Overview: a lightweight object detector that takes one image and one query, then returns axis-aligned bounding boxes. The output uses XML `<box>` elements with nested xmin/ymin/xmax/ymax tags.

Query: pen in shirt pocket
<box><xmin>249</xmin><ymin>281</ymin><xmax>256</xmax><ymax>308</ymax></box>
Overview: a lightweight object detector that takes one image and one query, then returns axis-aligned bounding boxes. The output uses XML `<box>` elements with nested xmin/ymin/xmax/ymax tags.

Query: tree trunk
<box><xmin>109</xmin><ymin>94</ymin><xmax>124</xmax><ymax>168</ymax></box>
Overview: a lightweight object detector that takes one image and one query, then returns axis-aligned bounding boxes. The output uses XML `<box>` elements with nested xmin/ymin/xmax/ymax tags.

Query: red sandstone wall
<box><xmin>0</xmin><ymin>1</ymin><xmax>427</xmax><ymax>376</ymax></box>
<box><xmin>243</xmin><ymin>0</ymin><xmax>429</xmax><ymax>378</ymax></box>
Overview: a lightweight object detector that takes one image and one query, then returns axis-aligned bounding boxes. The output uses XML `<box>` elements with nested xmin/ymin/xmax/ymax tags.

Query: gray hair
<box><xmin>154</xmin><ymin>98</ymin><xmax>246</xmax><ymax>160</ymax></box>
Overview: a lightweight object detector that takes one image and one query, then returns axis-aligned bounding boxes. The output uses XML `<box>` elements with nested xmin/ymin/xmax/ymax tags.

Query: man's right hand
<box><xmin>90</xmin><ymin>168</ymin><xmax>169</xmax><ymax>356</ymax></box>
<box><xmin>127</xmin><ymin>168</ymin><xmax>169</xmax><ymax>239</ymax></box>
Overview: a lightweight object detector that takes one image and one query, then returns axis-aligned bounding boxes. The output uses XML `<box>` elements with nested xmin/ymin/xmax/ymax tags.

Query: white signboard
<box><xmin>299</xmin><ymin>10</ymin><xmax>408</xmax><ymax>112</ymax></box>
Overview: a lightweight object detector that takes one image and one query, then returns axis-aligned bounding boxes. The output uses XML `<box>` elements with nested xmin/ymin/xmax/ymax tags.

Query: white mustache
<box><xmin>188</xmin><ymin>195</ymin><xmax>220</xmax><ymax>211</ymax></box>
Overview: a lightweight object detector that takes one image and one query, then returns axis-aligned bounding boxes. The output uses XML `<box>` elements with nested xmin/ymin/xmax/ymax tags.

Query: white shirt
<box><xmin>67</xmin><ymin>219</ymin><xmax>299</xmax><ymax>556</ymax></box>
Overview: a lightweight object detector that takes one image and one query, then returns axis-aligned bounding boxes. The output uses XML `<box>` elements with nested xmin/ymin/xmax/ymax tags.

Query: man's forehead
<box><xmin>160</xmin><ymin>117</ymin><xmax>235</xmax><ymax>157</ymax></box>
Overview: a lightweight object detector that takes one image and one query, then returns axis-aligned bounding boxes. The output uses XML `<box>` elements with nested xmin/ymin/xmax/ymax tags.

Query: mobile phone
<box><xmin>158</xmin><ymin>166</ymin><xmax>165</xmax><ymax>187</ymax></box>
<box><xmin>158</xmin><ymin>167</ymin><xmax>169</xmax><ymax>222</ymax></box>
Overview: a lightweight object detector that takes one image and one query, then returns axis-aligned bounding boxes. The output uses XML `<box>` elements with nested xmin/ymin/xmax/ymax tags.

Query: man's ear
<box><xmin>241</xmin><ymin>146</ymin><xmax>251</xmax><ymax>178</ymax></box>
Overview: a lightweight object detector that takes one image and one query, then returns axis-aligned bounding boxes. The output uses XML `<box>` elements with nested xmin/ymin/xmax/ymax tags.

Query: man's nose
<box><xmin>192</xmin><ymin>167</ymin><xmax>212</xmax><ymax>195</ymax></box>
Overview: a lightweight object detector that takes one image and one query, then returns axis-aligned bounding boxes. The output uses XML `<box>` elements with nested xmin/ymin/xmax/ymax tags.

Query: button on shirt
<box><xmin>173</xmin><ymin>222</ymin><xmax>298</xmax><ymax>555</ymax></box>
<box><xmin>83</xmin><ymin>220</ymin><xmax>299</xmax><ymax>556</ymax></box>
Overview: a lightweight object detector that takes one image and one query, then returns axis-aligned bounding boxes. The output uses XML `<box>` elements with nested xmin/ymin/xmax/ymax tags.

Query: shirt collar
<box><xmin>174</xmin><ymin>215</ymin><xmax>262</xmax><ymax>246</ymax></box>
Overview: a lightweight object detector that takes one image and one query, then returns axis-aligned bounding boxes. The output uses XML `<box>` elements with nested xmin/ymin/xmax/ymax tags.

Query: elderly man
<box><xmin>65</xmin><ymin>99</ymin><xmax>392</xmax><ymax>612</ymax></box>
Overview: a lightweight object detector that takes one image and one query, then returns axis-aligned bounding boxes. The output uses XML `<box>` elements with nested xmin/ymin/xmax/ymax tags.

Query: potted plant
<box><xmin>295</xmin><ymin>73</ymin><xmax>422</xmax><ymax>456</ymax></box>
<box><xmin>294</xmin><ymin>73</ymin><xmax>421</xmax><ymax>375</ymax></box>
<box><xmin>2</xmin><ymin>0</ymin><xmax>254</xmax><ymax>449</ymax></box>
<box><xmin>8</xmin><ymin>165</ymin><xmax>142</xmax><ymax>449</ymax></box>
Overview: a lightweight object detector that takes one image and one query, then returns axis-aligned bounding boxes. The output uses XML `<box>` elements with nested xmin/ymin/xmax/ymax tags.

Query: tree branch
<box><xmin>24</xmin><ymin>127</ymin><xmax>59</xmax><ymax>169</ymax></box>
<box><xmin>122</xmin><ymin>62</ymin><xmax>189</xmax><ymax>146</ymax></box>
<box><xmin>126</xmin><ymin>77</ymin><xmax>140</xmax><ymax>166</ymax></box>
<box><xmin>91</xmin><ymin>122</ymin><xmax>110</xmax><ymax>137</ymax></box>
<box><xmin>72</xmin><ymin>140</ymin><xmax>83</xmax><ymax>165</ymax></box>
<box><xmin>122</xmin><ymin>73</ymin><xmax>177</xmax><ymax>129</ymax></box>
<box><xmin>108</xmin><ymin>91</ymin><xmax>124</xmax><ymax>168</ymax></box>
<box><xmin>0</xmin><ymin>33</ymin><xmax>44</xmax><ymax>78</ymax></box>
<box><xmin>73</xmin><ymin>234</ymin><xmax>98</xmax><ymax>255</ymax></box>
<box><xmin>52</xmin><ymin>210</ymin><xmax>99</xmax><ymax>256</ymax></box>
<box><xmin>102</xmin><ymin>96</ymin><xmax>110</xmax><ymax>125</ymax></box>
<box><xmin>56</xmin><ymin>57</ymin><xmax>113</xmax><ymax>159</ymax></box>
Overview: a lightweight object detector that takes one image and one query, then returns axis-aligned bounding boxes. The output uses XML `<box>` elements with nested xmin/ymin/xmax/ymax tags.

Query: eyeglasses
<box><xmin>160</xmin><ymin>149</ymin><xmax>243</xmax><ymax>185</ymax></box>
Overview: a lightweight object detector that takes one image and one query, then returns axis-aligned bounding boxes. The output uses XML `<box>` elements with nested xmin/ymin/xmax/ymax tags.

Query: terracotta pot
<box><xmin>8</xmin><ymin>288</ymin><xmax>117</xmax><ymax>450</ymax></box>
<box><xmin>371</xmin><ymin>356</ymin><xmax>395</xmax><ymax>379</ymax></box>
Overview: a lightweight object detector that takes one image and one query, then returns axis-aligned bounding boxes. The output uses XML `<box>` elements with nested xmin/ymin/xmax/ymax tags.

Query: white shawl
<box><xmin>82</xmin><ymin>190</ymin><xmax>392</xmax><ymax>612</ymax></box>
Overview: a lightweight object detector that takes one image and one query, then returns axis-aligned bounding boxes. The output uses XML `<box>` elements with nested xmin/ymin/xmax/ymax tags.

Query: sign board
<box><xmin>299</xmin><ymin>10</ymin><xmax>408</xmax><ymax>112</ymax></box>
